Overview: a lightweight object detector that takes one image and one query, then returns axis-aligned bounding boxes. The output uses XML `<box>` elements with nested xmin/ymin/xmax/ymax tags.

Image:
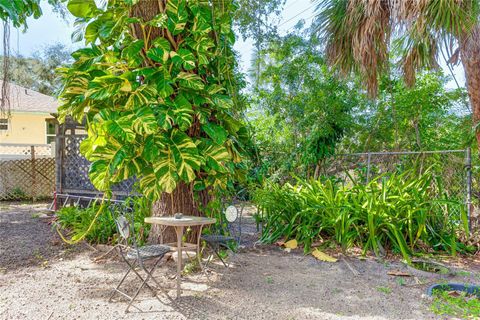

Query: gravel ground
<box><xmin>1</xmin><ymin>203</ymin><xmax>479</xmax><ymax>320</ymax></box>
<box><xmin>0</xmin><ymin>202</ymin><xmax>86</xmax><ymax>270</ymax></box>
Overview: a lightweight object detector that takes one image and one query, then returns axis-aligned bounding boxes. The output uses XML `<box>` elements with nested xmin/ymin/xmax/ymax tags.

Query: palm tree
<box><xmin>315</xmin><ymin>0</ymin><xmax>480</xmax><ymax>150</ymax></box>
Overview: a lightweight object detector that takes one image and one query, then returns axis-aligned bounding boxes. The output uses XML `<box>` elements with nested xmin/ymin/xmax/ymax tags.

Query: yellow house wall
<box><xmin>0</xmin><ymin>112</ymin><xmax>54</xmax><ymax>144</ymax></box>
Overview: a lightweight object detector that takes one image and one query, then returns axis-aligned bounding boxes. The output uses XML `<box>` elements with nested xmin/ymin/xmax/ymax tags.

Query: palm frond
<box><xmin>315</xmin><ymin>0</ymin><xmax>480</xmax><ymax>96</ymax></box>
<box><xmin>316</xmin><ymin>0</ymin><xmax>392</xmax><ymax>97</ymax></box>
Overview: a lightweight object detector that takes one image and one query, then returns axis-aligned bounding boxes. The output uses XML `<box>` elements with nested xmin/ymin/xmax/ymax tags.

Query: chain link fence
<box><xmin>321</xmin><ymin>149</ymin><xmax>474</xmax><ymax>229</ymax></box>
<box><xmin>0</xmin><ymin>144</ymin><xmax>56</xmax><ymax>201</ymax></box>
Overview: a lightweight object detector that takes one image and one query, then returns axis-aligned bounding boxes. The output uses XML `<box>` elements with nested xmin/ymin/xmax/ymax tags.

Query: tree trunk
<box><xmin>130</xmin><ymin>0</ymin><xmax>214</xmax><ymax>244</ymax></box>
<box><xmin>149</xmin><ymin>181</ymin><xmax>212</xmax><ymax>244</ymax></box>
<box><xmin>460</xmin><ymin>24</ymin><xmax>480</xmax><ymax>151</ymax></box>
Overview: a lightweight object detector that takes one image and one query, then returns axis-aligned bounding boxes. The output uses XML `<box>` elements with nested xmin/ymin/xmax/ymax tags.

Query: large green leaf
<box><xmin>157</xmin><ymin>105</ymin><xmax>175</xmax><ymax>130</ymax></box>
<box><xmin>122</xmin><ymin>40</ymin><xmax>144</xmax><ymax>67</ymax></box>
<box><xmin>71</xmin><ymin>47</ymin><xmax>102</xmax><ymax>70</ymax></box>
<box><xmin>212</xmin><ymin>94</ymin><xmax>234</xmax><ymax>110</ymax></box>
<box><xmin>142</xmin><ymin>135</ymin><xmax>161</xmax><ymax>162</ymax></box>
<box><xmin>151</xmin><ymin>130</ymin><xmax>202</xmax><ymax>192</ymax></box>
<box><xmin>125</xmin><ymin>85</ymin><xmax>157</xmax><ymax>109</ymax></box>
<box><xmin>155</xmin><ymin>153</ymin><xmax>178</xmax><ymax>193</ymax></box>
<box><xmin>202</xmin><ymin>122</ymin><xmax>228</xmax><ymax>145</ymax></box>
<box><xmin>171</xmin><ymin>130</ymin><xmax>202</xmax><ymax>182</ymax></box>
<box><xmin>147</xmin><ymin>47</ymin><xmax>169</xmax><ymax>63</ymax></box>
<box><xmin>67</xmin><ymin>0</ymin><xmax>97</xmax><ymax>18</ymax></box>
<box><xmin>152</xmin><ymin>38</ymin><xmax>171</xmax><ymax>51</ymax></box>
<box><xmin>133</xmin><ymin>107</ymin><xmax>158</xmax><ymax>135</ymax></box>
<box><xmin>89</xmin><ymin>160</ymin><xmax>109</xmax><ymax>191</ymax></box>
<box><xmin>166</xmin><ymin>0</ymin><xmax>188</xmax><ymax>35</ymax></box>
<box><xmin>201</xmin><ymin>142</ymin><xmax>230</xmax><ymax>172</ymax></box>
<box><xmin>152</xmin><ymin>72</ymin><xmax>174</xmax><ymax>98</ymax></box>
<box><xmin>105</xmin><ymin>117</ymin><xmax>136</xmax><ymax>143</ymax></box>
<box><xmin>218</xmin><ymin>113</ymin><xmax>243</xmax><ymax>134</ymax></box>
<box><xmin>176</xmin><ymin>72</ymin><xmax>204</xmax><ymax>90</ymax></box>
<box><xmin>173</xmin><ymin>94</ymin><xmax>194</xmax><ymax>130</ymax></box>
<box><xmin>109</xmin><ymin>146</ymin><xmax>129</xmax><ymax>175</ymax></box>
<box><xmin>85</xmin><ymin>20</ymin><xmax>101</xmax><ymax>44</ymax></box>
<box><xmin>171</xmin><ymin>49</ymin><xmax>196</xmax><ymax>70</ymax></box>
<box><xmin>87</xmin><ymin>76</ymin><xmax>132</xmax><ymax>100</ymax></box>
<box><xmin>139</xmin><ymin>171</ymin><xmax>161</xmax><ymax>200</ymax></box>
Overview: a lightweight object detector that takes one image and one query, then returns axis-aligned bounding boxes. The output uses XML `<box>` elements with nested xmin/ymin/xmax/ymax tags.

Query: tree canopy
<box><xmin>58</xmin><ymin>0</ymin><xmax>246</xmax><ymax>200</ymax></box>
<box><xmin>0</xmin><ymin>43</ymin><xmax>72</xmax><ymax>95</ymax></box>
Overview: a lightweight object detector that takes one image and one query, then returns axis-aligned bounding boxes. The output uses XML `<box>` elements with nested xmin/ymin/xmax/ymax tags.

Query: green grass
<box><xmin>455</xmin><ymin>270</ymin><xmax>472</xmax><ymax>277</ymax></box>
<box><xmin>376</xmin><ymin>286</ymin><xmax>392</xmax><ymax>294</ymax></box>
<box><xmin>431</xmin><ymin>289</ymin><xmax>480</xmax><ymax>318</ymax></box>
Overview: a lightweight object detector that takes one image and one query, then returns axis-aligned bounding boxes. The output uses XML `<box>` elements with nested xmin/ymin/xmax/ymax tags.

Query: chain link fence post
<box><xmin>366</xmin><ymin>152</ymin><xmax>371</xmax><ymax>184</ymax></box>
<box><xmin>466</xmin><ymin>147</ymin><xmax>472</xmax><ymax>232</ymax></box>
<box><xmin>30</xmin><ymin>145</ymin><xmax>36</xmax><ymax>202</ymax></box>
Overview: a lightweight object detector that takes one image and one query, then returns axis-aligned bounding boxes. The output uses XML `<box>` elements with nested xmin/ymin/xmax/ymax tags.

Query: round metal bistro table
<box><xmin>144</xmin><ymin>215</ymin><xmax>216</xmax><ymax>298</ymax></box>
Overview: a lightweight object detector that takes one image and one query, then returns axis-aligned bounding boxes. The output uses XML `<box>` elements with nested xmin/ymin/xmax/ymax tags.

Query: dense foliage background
<box><xmin>2</xmin><ymin>0</ymin><xmax>478</xmax><ymax>256</ymax></box>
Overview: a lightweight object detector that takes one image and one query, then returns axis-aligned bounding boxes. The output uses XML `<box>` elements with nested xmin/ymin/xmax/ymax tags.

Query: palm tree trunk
<box><xmin>460</xmin><ymin>25</ymin><xmax>480</xmax><ymax>151</ymax></box>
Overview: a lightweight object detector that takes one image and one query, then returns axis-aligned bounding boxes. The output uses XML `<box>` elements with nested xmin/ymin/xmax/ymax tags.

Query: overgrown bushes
<box><xmin>253</xmin><ymin>168</ymin><xmax>473</xmax><ymax>261</ymax></box>
<box><xmin>56</xmin><ymin>197</ymin><xmax>151</xmax><ymax>245</ymax></box>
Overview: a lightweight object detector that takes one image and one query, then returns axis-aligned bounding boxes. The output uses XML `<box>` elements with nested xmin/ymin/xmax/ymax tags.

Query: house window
<box><xmin>0</xmin><ymin>118</ymin><xmax>8</xmax><ymax>130</ymax></box>
<box><xmin>46</xmin><ymin>122</ymin><xmax>56</xmax><ymax>144</ymax></box>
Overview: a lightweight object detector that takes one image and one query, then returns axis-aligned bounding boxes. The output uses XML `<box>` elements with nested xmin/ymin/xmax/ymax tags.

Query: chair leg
<box><xmin>125</xmin><ymin>257</ymin><xmax>165</xmax><ymax>312</ymax></box>
<box><xmin>109</xmin><ymin>262</ymin><xmax>134</xmax><ymax>302</ymax></box>
<box><xmin>124</xmin><ymin>259</ymin><xmax>157</xmax><ymax>294</ymax></box>
<box><xmin>206</xmin><ymin>242</ymin><xmax>229</xmax><ymax>268</ymax></box>
<box><xmin>138</xmin><ymin>256</ymin><xmax>165</xmax><ymax>296</ymax></box>
<box><xmin>110</xmin><ymin>255</ymin><xmax>167</xmax><ymax>313</ymax></box>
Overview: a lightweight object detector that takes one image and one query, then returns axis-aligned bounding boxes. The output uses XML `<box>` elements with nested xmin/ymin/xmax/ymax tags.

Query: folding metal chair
<box><xmin>201</xmin><ymin>204</ymin><xmax>244</xmax><ymax>268</ymax></box>
<box><xmin>108</xmin><ymin>202</ymin><xmax>171</xmax><ymax>312</ymax></box>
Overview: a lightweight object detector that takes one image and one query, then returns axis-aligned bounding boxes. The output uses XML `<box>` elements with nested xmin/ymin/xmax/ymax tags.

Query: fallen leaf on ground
<box><xmin>284</xmin><ymin>239</ymin><xmax>298</xmax><ymax>249</ymax></box>
<box><xmin>275</xmin><ymin>240</ymin><xmax>285</xmax><ymax>246</ymax></box>
<box><xmin>284</xmin><ymin>248</ymin><xmax>292</xmax><ymax>253</ymax></box>
<box><xmin>312</xmin><ymin>249</ymin><xmax>337</xmax><ymax>262</ymax></box>
<box><xmin>447</xmin><ymin>291</ymin><xmax>462</xmax><ymax>297</ymax></box>
<box><xmin>387</xmin><ymin>270</ymin><xmax>412</xmax><ymax>277</ymax></box>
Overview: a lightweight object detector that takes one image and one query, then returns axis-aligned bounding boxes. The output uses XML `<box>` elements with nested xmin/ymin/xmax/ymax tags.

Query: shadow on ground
<box><xmin>0</xmin><ymin>202</ymin><xmax>87</xmax><ymax>270</ymax></box>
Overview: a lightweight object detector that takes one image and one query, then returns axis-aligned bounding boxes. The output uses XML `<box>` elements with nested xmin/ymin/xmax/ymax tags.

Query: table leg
<box><xmin>175</xmin><ymin>226</ymin><xmax>184</xmax><ymax>298</ymax></box>
<box><xmin>197</xmin><ymin>224</ymin><xmax>205</xmax><ymax>272</ymax></box>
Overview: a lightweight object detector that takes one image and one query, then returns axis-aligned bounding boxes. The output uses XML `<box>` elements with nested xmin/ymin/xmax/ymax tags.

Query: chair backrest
<box><xmin>108</xmin><ymin>201</ymin><xmax>137</xmax><ymax>247</ymax></box>
<box><xmin>115</xmin><ymin>213</ymin><xmax>131</xmax><ymax>241</ymax></box>
<box><xmin>225</xmin><ymin>204</ymin><xmax>244</xmax><ymax>245</ymax></box>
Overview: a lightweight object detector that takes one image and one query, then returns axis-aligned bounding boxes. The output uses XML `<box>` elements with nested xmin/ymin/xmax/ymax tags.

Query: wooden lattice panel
<box><xmin>60</xmin><ymin>134</ymin><xmax>135</xmax><ymax>195</ymax></box>
<box><xmin>0</xmin><ymin>157</ymin><xmax>55</xmax><ymax>200</ymax></box>
<box><xmin>63</xmin><ymin>135</ymin><xmax>94</xmax><ymax>191</ymax></box>
<box><xmin>0</xmin><ymin>144</ymin><xmax>53</xmax><ymax>157</ymax></box>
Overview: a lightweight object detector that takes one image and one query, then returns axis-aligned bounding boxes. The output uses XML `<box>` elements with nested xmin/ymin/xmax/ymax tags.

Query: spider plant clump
<box><xmin>253</xmin><ymin>167</ymin><xmax>472</xmax><ymax>261</ymax></box>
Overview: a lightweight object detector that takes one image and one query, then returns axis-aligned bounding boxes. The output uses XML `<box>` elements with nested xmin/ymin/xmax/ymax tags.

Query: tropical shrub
<box><xmin>56</xmin><ymin>197</ymin><xmax>151</xmax><ymax>244</ymax></box>
<box><xmin>253</xmin><ymin>168</ymin><xmax>472</xmax><ymax>261</ymax></box>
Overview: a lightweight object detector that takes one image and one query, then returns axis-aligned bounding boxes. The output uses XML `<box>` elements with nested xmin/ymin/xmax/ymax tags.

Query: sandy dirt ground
<box><xmin>1</xmin><ymin>203</ymin><xmax>479</xmax><ymax>320</ymax></box>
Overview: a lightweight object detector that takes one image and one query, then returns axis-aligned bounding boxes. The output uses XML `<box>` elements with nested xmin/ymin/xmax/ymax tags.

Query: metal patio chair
<box><xmin>201</xmin><ymin>204</ymin><xmax>244</xmax><ymax>268</ymax></box>
<box><xmin>108</xmin><ymin>202</ymin><xmax>171</xmax><ymax>312</ymax></box>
